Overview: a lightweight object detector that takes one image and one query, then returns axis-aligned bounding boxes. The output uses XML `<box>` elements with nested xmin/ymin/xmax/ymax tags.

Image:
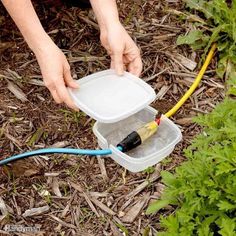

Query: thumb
<box><xmin>64</xmin><ymin>66</ymin><xmax>79</xmax><ymax>89</ymax></box>
<box><xmin>113</xmin><ymin>50</ymin><xmax>124</xmax><ymax>76</ymax></box>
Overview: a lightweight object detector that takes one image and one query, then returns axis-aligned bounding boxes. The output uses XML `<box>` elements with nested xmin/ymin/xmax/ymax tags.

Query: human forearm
<box><xmin>1</xmin><ymin>0</ymin><xmax>53</xmax><ymax>54</ymax></box>
<box><xmin>89</xmin><ymin>0</ymin><xmax>120</xmax><ymax>31</ymax></box>
<box><xmin>2</xmin><ymin>0</ymin><xmax>78</xmax><ymax>109</ymax></box>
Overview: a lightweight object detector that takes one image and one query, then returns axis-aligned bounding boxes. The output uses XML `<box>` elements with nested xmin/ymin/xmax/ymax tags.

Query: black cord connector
<box><xmin>117</xmin><ymin>131</ymin><xmax>142</xmax><ymax>153</ymax></box>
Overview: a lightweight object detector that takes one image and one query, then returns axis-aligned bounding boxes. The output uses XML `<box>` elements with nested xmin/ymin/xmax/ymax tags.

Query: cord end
<box><xmin>117</xmin><ymin>131</ymin><xmax>142</xmax><ymax>153</ymax></box>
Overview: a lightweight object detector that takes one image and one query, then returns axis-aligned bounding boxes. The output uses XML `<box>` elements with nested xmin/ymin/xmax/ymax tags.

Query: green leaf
<box><xmin>161</xmin><ymin>171</ymin><xmax>177</xmax><ymax>186</ymax></box>
<box><xmin>216</xmin><ymin>162</ymin><xmax>236</xmax><ymax>176</ymax></box>
<box><xmin>160</xmin><ymin>215</ymin><xmax>179</xmax><ymax>235</ymax></box>
<box><xmin>27</xmin><ymin>127</ymin><xmax>44</xmax><ymax>147</ymax></box>
<box><xmin>197</xmin><ymin>215</ymin><xmax>218</xmax><ymax>236</ymax></box>
<box><xmin>115</xmin><ymin>223</ymin><xmax>129</xmax><ymax>236</ymax></box>
<box><xmin>208</xmin><ymin>190</ymin><xmax>221</xmax><ymax>204</ymax></box>
<box><xmin>218</xmin><ymin>217</ymin><xmax>236</xmax><ymax>236</ymax></box>
<box><xmin>218</xmin><ymin>41</ymin><xmax>229</xmax><ymax>51</ymax></box>
<box><xmin>142</xmin><ymin>166</ymin><xmax>155</xmax><ymax>174</ymax></box>
<box><xmin>217</xmin><ymin>200</ymin><xmax>236</xmax><ymax>211</ymax></box>
<box><xmin>216</xmin><ymin>56</ymin><xmax>228</xmax><ymax>78</ymax></box>
<box><xmin>177</xmin><ymin>30</ymin><xmax>206</xmax><ymax>48</ymax></box>
<box><xmin>146</xmin><ymin>199</ymin><xmax>170</xmax><ymax>214</ymax></box>
<box><xmin>184</xmin><ymin>0</ymin><xmax>214</xmax><ymax>18</ymax></box>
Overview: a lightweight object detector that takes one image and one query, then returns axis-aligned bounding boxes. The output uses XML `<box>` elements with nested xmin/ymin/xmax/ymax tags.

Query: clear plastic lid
<box><xmin>68</xmin><ymin>69</ymin><xmax>156</xmax><ymax>123</ymax></box>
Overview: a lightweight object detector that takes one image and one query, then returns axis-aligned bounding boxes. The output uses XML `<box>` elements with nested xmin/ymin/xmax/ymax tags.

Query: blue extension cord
<box><xmin>0</xmin><ymin>147</ymin><xmax>123</xmax><ymax>166</ymax></box>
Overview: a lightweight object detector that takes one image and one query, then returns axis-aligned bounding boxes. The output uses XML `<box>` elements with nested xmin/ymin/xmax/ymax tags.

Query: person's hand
<box><xmin>34</xmin><ymin>42</ymin><xmax>79</xmax><ymax>110</ymax></box>
<box><xmin>100</xmin><ymin>22</ymin><xmax>142</xmax><ymax>77</ymax></box>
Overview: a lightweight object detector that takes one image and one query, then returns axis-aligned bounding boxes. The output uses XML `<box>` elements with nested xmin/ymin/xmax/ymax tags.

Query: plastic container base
<box><xmin>93</xmin><ymin>106</ymin><xmax>182</xmax><ymax>172</ymax></box>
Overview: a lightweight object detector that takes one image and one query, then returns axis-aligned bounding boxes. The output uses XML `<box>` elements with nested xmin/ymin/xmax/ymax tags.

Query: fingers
<box><xmin>56</xmin><ymin>79</ymin><xmax>78</xmax><ymax>110</ymax></box>
<box><xmin>110</xmin><ymin>44</ymin><xmax>142</xmax><ymax>77</ymax></box>
<box><xmin>110</xmin><ymin>60</ymin><xmax>115</xmax><ymax>70</ymax></box>
<box><xmin>62</xmin><ymin>64</ymin><xmax>80</xmax><ymax>111</ymax></box>
<box><xmin>50</xmin><ymin>89</ymin><xmax>62</xmax><ymax>104</ymax></box>
<box><xmin>128</xmin><ymin>56</ymin><xmax>143</xmax><ymax>77</ymax></box>
<box><xmin>64</xmin><ymin>64</ymin><xmax>79</xmax><ymax>89</ymax></box>
<box><xmin>111</xmin><ymin>53</ymin><xmax>142</xmax><ymax>77</ymax></box>
<box><xmin>112</xmin><ymin>50</ymin><xmax>124</xmax><ymax>76</ymax></box>
<box><xmin>44</xmin><ymin>80</ymin><xmax>62</xmax><ymax>103</ymax></box>
<box><xmin>44</xmin><ymin>76</ymin><xmax>78</xmax><ymax>110</ymax></box>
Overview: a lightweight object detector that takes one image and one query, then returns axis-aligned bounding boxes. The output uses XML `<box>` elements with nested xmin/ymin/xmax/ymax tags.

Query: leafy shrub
<box><xmin>147</xmin><ymin>98</ymin><xmax>236</xmax><ymax>235</ymax></box>
<box><xmin>146</xmin><ymin>1</ymin><xmax>236</xmax><ymax>234</ymax></box>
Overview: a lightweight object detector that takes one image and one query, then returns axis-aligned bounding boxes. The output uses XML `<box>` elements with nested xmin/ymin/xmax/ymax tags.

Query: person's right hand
<box><xmin>34</xmin><ymin>42</ymin><xmax>79</xmax><ymax>110</ymax></box>
<box><xmin>100</xmin><ymin>22</ymin><xmax>142</xmax><ymax>77</ymax></box>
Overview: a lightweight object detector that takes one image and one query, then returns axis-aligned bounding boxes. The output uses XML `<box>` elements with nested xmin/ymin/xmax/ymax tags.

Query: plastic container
<box><xmin>68</xmin><ymin>69</ymin><xmax>156</xmax><ymax>123</ymax></box>
<box><xmin>93</xmin><ymin>106</ymin><xmax>182</xmax><ymax>172</ymax></box>
<box><xmin>68</xmin><ymin>69</ymin><xmax>182</xmax><ymax>172</ymax></box>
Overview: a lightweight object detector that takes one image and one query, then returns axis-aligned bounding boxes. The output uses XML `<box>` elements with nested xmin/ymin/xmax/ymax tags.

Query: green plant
<box><xmin>147</xmin><ymin>98</ymin><xmax>236</xmax><ymax>235</ymax></box>
<box><xmin>115</xmin><ymin>223</ymin><xmax>129</xmax><ymax>236</ymax></box>
<box><xmin>58</xmin><ymin>109</ymin><xmax>85</xmax><ymax>123</ymax></box>
<box><xmin>143</xmin><ymin>166</ymin><xmax>156</xmax><ymax>175</ymax></box>
<box><xmin>27</xmin><ymin>127</ymin><xmax>45</xmax><ymax>147</ymax></box>
<box><xmin>176</xmin><ymin>0</ymin><xmax>236</xmax><ymax>93</ymax></box>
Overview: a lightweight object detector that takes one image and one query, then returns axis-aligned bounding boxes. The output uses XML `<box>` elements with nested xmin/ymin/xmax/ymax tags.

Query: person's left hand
<box><xmin>100</xmin><ymin>22</ymin><xmax>142</xmax><ymax>77</ymax></box>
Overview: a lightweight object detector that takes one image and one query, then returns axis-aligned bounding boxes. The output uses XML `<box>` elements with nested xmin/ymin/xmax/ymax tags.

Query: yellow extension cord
<box><xmin>164</xmin><ymin>43</ymin><xmax>217</xmax><ymax>118</ymax></box>
<box><xmin>138</xmin><ymin>44</ymin><xmax>217</xmax><ymax>140</ymax></box>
